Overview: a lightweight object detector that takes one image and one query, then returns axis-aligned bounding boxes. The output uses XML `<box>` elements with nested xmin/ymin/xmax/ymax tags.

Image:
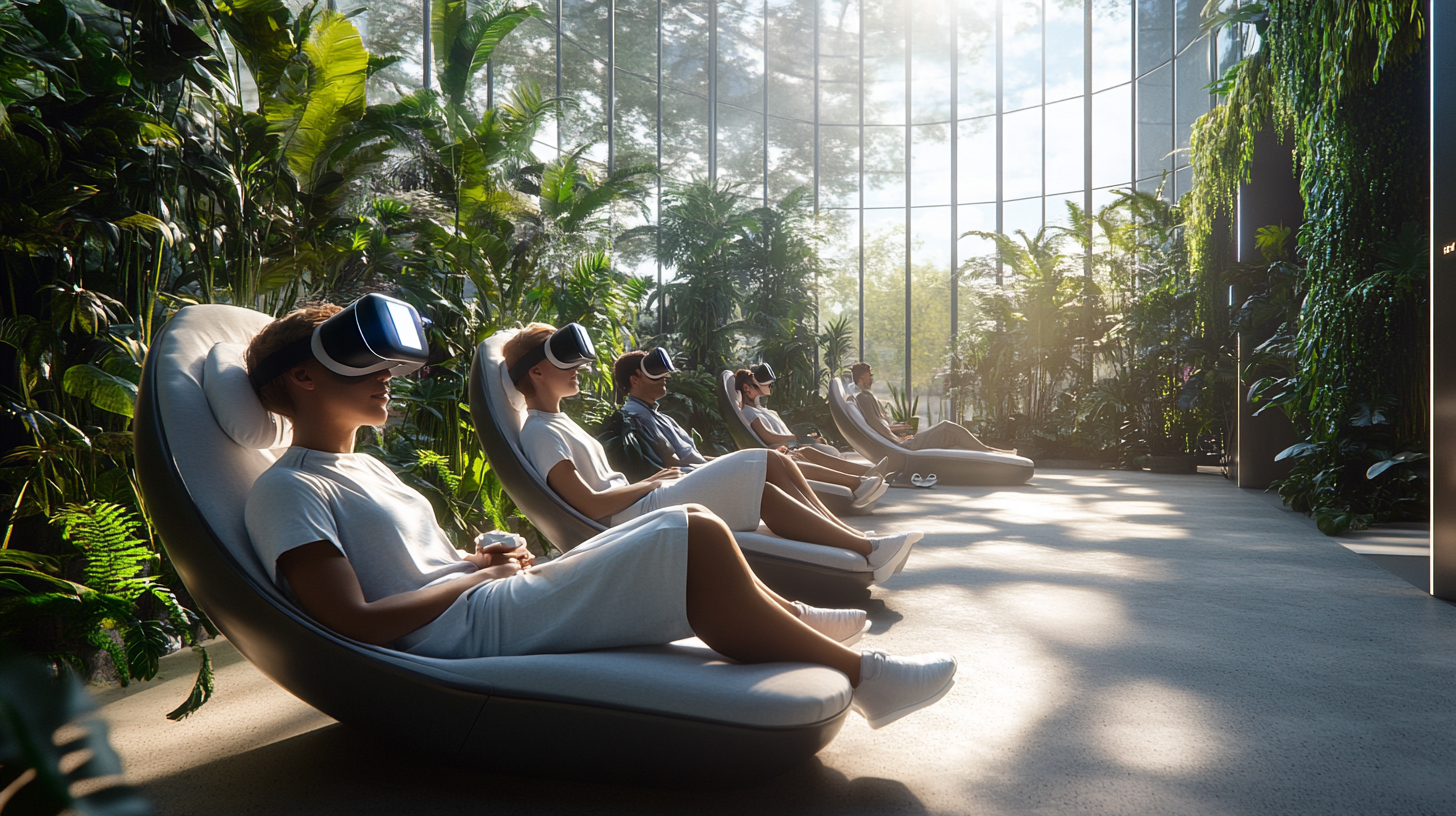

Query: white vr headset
<box><xmin>508</xmin><ymin>322</ymin><xmax>597</xmax><ymax>385</ymax></box>
<box><xmin>638</xmin><ymin>347</ymin><xmax>677</xmax><ymax>381</ymax></box>
<box><xmin>249</xmin><ymin>293</ymin><xmax>431</xmax><ymax>390</ymax></box>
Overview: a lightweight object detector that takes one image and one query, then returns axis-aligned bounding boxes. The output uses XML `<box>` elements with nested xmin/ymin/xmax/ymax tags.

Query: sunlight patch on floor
<box><xmin>958</xmin><ymin>540</ymin><xmax>1170</xmax><ymax>581</ymax></box>
<box><xmin>1094</xmin><ymin>680</ymin><xmax>1229</xmax><ymax>775</ymax></box>
<box><xmin>982</xmin><ymin>582</ymin><xmax>1131</xmax><ymax>647</ymax></box>
<box><xmin>829</xmin><ymin>583</ymin><xmax>1076</xmax><ymax>788</ymax></box>
<box><xmin>99</xmin><ymin>641</ymin><xmax>333</xmax><ymax>784</ymax></box>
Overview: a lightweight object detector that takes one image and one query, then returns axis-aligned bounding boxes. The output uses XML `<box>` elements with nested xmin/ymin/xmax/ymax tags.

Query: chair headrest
<box><xmin>480</xmin><ymin>329</ymin><xmax>541</xmax><ymax>477</ymax></box>
<box><xmin>721</xmin><ymin>370</ymin><xmax>743</xmax><ymax>411</ymax></box>
<box><xmin>203</xmin><ymin>342</ymin><xmax>293</xmax><ymax>450</ymax></box>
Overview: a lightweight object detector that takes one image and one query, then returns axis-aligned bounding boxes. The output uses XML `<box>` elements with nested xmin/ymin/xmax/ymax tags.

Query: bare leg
<box><xmin>760</xmin><ymin>484</ymin><xmax>871</xmax><ymax>555</ymax></box>
<box><xmin>764</xmin><ymin>451</ymin><xmax>861</xmax><ymax>534</ymax></box>
<box><xmin>796</xmin><ymin>460</ymin><xmax>861</xmax><ymax>489</ymax></box>
<box><xmin>793</xmin><ymin>446</ymin><xmax>870</xmax><ymax>476</ymax></box>
<box><xmin>683</xmin><ymin>506</ymin><xmax>862</xmax><ymax>683</ymax></box>
<box><xmin>753</xmin><ymin>574</ymin><xmax>798</xmax><ymax>613</ymax></box>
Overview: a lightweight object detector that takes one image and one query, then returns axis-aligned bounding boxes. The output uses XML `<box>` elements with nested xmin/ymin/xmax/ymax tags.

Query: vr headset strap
<box><xmin>248</xmin><ymin>335</ymin><xmax>315</xmax><ymax>391</ymax></box>
<box><xmin>509</xmin><ymin>343</ymin><xmax>550</xmax><ymax>384</ymax></box>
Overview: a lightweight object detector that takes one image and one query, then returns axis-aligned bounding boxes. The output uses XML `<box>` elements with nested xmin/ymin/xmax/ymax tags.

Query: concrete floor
<box><xmin>95</xmin><ymin>469</ymin><xmax>1456</xmax><ymax>815</ymax></box>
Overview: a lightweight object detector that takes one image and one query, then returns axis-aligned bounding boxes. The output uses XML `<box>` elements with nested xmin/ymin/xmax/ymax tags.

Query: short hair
<box><xmin>245</xmin><ymin>304</ymin><xmax>341</xmax><ymax>418</ymax></box>
<box><xmin>850</xmin><ymin>362</ymin><xmax>872</xmax><ymax>382</ymax></box>
<box><xmin>501</xmin><ymin>323</ymin><xmax>556</xmax><ymax>397</ymax></box>
<box><xmin>613</xmin><ymin>351</ymin><xmax>648</xmax><ymax>402</ymax></box>
<box><xmin>733</xmin><ymin>369</ymin><xmax>756</xmax><ymax>396</ymax></box>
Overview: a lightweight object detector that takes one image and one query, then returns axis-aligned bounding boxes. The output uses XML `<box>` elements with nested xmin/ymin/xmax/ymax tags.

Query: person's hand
<box><xmin>777</xmin><ymin>445</ymin><xmax>791</xmax><ymax>454</ymax></box>
<box><xmin>646</xmin><ymin>467</ymin><xmax>682</xmax><ymax>483</ymax></box>
<box><xmin>468</xmin><ymin>533</ymin><xmax>535</xmax><ymax>571</ymax></box>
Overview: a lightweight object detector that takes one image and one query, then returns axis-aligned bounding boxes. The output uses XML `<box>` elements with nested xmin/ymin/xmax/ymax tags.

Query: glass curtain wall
<box><xmin>442</xmin><ymin>0</ymin><xmax>1232</xmax><ymax>415</ymax></box>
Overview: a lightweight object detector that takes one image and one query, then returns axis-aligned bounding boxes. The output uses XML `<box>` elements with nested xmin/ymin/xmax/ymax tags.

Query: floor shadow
<box><xmin>140</xmin><ymin>724</ymin><xmax>929</xmax><ymax>816</ymax></box>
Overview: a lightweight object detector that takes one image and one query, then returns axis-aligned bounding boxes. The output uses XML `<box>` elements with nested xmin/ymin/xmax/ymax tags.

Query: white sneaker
<box><xmin>793</xmin><ymin>601</ymin><xmax>870</xmax><ymax>645</ymax></box>
<box><xmin>850</xmin><ymin>474</ymin><xmax>888</xmax><ymax>509</ymax></box>
<box><xmin>864</xmin><ymin>456</ymin><xmax>891</xmax><ymax>478</ymax></box>
<box><xmin>865</xmin><ymin>531</ymin><xmax>923</xmax><ymax>569</ymax></box>
<box><xmin>851</xmin><ymin>650</ymin><xmax>957</xmax><ymax>729</ymax></box>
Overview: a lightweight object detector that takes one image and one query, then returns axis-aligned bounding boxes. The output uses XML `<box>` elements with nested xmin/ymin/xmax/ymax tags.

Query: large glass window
<box><xmin>1136</xmin><ymin>61</ymin><xmax>1173</xmax><ymax>182</ymax></box>
<box><xmin>861</xmin><ymin>207</ymin><xmax>907</xmax><ymax>393</ymax></box>
<box><xmin>1136</xmin><ymin>0</ymin><xmax>1173</xmax><ymax>75</ymax></box>
<box><xmin>1045</xmin><ymin>0</ymin><xmax>1085</xmax><ymax>103</ymax></box>
<box><xmin>1092</xmin><ymin>0</ymin><xmax>1131</xmax><ymax>91</ymax></box>
<box><xmin>1092</xmin><ymin>83</ymin><xmax>1132</xmax><ymax>188</ymax></box>
<box><xmin>768</xmin><ymin>117</ymin><xmax>814</xmax><ymax>200</ymax></box>
<box><xmin>717</xmin><ymin>104</ymin><xmax>766</xmax><ymax>198</ymax></box>
<box><xmin>1045</xmin><ymin>97</ymin><xmax>1085</xmax><ymax>195</ymax></box>
<box><xmin>910</xmin><ymin>205</ymin><xmax>953</xmax><ymax>395</ymax></box>
<box><xmin>957</xmin><ymin>116</ymin><xmax>996</xmax><ymax>203</ymax></box>
<box><xmin>819</xmin><ymin>125</ymin><xmax>861</xmax><ymax>207</ymax></box>
<box><xmin>911</xmin><ymin>124</ymin><xmax>950</xmax><ymax>206</ymax></box>
<box><xmin>863</xmin><ymin>126</ymin><xmax>906</xmax><ymax>207</ymax></box>
<box><xmin>1175</xmin><ymin>36</ymin><xmax>1211</xmax><ymax>161</ymax></box>
<box><xmin>818</xmin><ymin>0</ymin><xmax>862</xmax><ymax>125</ymax></box>
<box><xmin>662</xmin><ymin>1</ymin><xmax>711</xmax><ymax>95</ymax></box>
<box><xmin>767</xmin><ymin>0</ymin><xmax>815</xmax><ymax>120</ymax></box>
<box><xmin>615</xmin><ymin>0</ymin><xmax>658</xmax><ymax>78</ymax></box>
<box><xmin>1003</xmin><ymin>0</ymin><xmax>1042</xmax><ymax>111</ymax></box>
<box><xmin>862</xmin><ymin>0</ymin><xmax>906</xmax><ymax>125</ymax></box>
<box><xmin>717</xmin><ymin>0</ymin><xmax>765</xmax><ymax>110</ymax></box>
<box><xmin>910</xmin><ymin>0</ymin><xmax>953</xmax><ymax>124</ymax></box>
<box><xmin>956</xmin><ymin>0</ymin><xmax>996</xmax><ymax>118</ymax></box>
<box><xmin>446</xmin><ymin>0</ymin><xmax>1215</xmax><ymax>398</ymax></box>
<box><xmin>1002</xmin><ymin>107</ymin><xmax>1041</xmax><ymax>200</ymax></box>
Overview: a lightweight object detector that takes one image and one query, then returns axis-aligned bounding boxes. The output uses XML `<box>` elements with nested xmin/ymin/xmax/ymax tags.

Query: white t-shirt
<box><xmin>520</xmin><ymin>409</ymin><xmax>628</xmax><ymax>492</ymax></box>
<box><xmin>245</xmin><ymin>447</ymin><xmax>475</xmax><ymax>609</ymax></box>
<box><xmin>742</xmin><ymin>403</ymin><xmax>792</xmax><ymax>440</ymax></box>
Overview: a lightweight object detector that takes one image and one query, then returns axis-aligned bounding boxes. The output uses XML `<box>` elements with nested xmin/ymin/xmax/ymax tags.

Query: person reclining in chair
<box><xmin>615</xmin><ymin>349</ymin><xmax>709</xmax><ymax>472</ymax></box>
<box><xmin>242</xmin><ymin>304</ymin><xmax>956</xmax><ymax>730</ymax></box>
<box><xmin>618</xmin><ymin>351</ymin><xmax>886</xmax><ymax>510</ymax></box>
<box><xmin>734</xmin><ymin>366</ymin><xmax>890</xmax><ymax>504</ymax></box>
<box><xmin>849</xmin><ymin>363</ymin><xmax>1015</xmax><ymax>455</ymax></box>
<box><xmin>510</xmin><ymin>324</ymin><xmax>918</xmax><ymax>568</ymax></box>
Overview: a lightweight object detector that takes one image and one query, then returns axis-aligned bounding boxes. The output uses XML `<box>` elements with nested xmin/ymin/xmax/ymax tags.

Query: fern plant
<box><xmin>49</xmin><ymin>502</ymin><xmax>214</xmax><ymax>721</ymax></box>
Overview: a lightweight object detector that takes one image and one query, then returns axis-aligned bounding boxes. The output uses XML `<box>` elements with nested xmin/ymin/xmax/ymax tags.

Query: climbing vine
<box><xmin>1186</xmin><ymin>0</ymin><xmax>1428</xmax><ymax>531</ymax></box>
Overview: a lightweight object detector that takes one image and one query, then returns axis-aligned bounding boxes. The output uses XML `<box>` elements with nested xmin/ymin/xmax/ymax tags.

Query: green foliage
<box><xmin>0</xmin><ymin>0</ymin><xmax>828</xmax><ymax>719</ymax></box>
<box><xmin>635</xmin><ymin>179</ymin><xmax>835</xmax><ymax>434</ymax></box>
<box><xmin>648</xmin><ymin>178</ymin><xmax>756</xmax><ymax>372</ymax></box>
<box><xmin>0</xmin><ymin>643</ymin><xmax>155</xmax><ymax>815</ymax></box>
<box><xmin>886</xmin><ymin>384</ymin><xmax>919</xmax><ymax>425</ymax></box>
<box><xmin>1188</xmin><ymin>0</ymin><xmax>1427</xmax><ymax>530</ymax></box>
<box><xmin>52</xmin><ymin>503</ymin><xmax>152</xmax><ymax>601</ymax></box>
<box><xmin>960</xmin><ymin>225</ymin><xmax>1089</xmax><ymax>430</ymax></box>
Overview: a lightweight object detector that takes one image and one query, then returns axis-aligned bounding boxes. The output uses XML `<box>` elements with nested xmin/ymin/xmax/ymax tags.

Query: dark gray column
<box><xmin>1432</xmin><ymin>1</ymin><xmax>1456</xmax><ymax>599</ymax></box>
<box><xmin>1234</xmin><ymin>124</ymin><xmax>1302</xmax><ymax>490</ymax></box>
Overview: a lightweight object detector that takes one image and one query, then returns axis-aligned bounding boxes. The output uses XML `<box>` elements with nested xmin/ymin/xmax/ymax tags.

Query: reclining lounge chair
<box><xmin>715</xmin><ymin>371</ymin><xmax>872</xmax><ymax>516</ymax></box>
<box><xmin>468</xmin><ymin>331</ymin><xmax>912</xmax><ymax>594</ymax></box>
<box><xmin>828</xmin><ymin>377</ymin><xmax>1035</xmax><ymax>487</ymax></box>
<box><xmin>134</xmin><ymin>304</ymin><xmax>853</xmax><ymax>782</ymax></box>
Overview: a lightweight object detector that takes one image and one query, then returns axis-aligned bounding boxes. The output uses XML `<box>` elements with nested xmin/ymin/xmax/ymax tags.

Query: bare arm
<box><xmin>278</xmin><ymin>541</ymin><xmax>517</xmax><ymax>645</ymax></box>
<box><xmin>546</xmin><ymin>460</ymin><xmax>671</xmax><ymax>519</ymax></box>
<box><xmin>750</xmin><ymin>417</ymin><xmax>797</xmax><ymax>446</ymax></box>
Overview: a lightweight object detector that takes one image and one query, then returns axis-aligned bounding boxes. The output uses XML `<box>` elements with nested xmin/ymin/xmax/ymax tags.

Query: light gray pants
<box><xmin>905</xmin><ymin>420</ymin><xmax>987</xmax><ymax>452</ymax></box>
